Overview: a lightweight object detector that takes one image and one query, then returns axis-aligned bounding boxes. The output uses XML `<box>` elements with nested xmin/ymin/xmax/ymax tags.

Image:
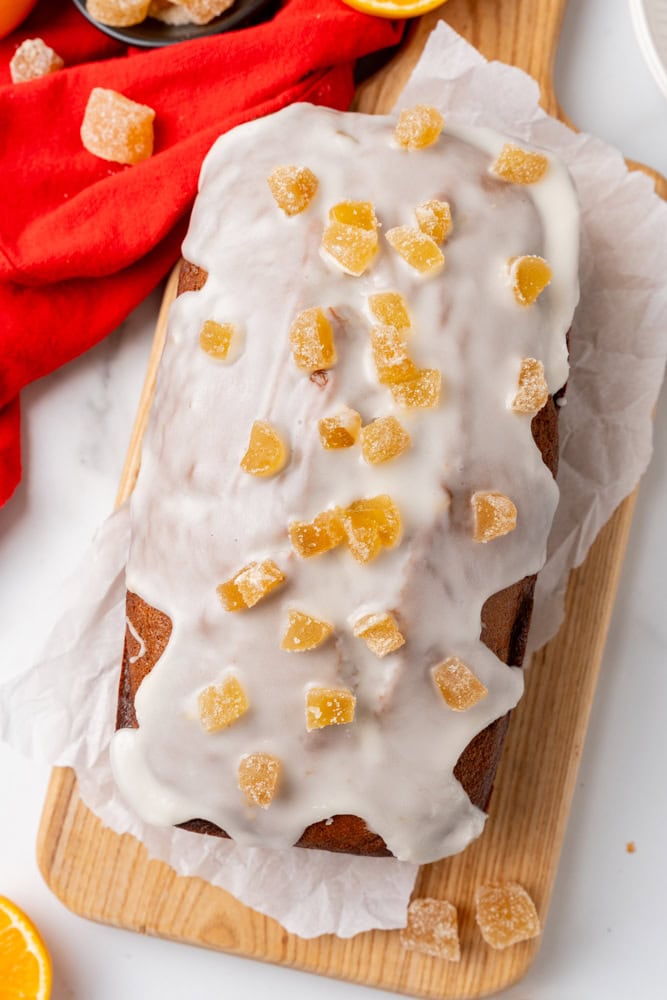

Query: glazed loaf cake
<box><xmin>112</xmin><ymin>103</ymin><xmax>579</xmax><ymax>864</ymax></box>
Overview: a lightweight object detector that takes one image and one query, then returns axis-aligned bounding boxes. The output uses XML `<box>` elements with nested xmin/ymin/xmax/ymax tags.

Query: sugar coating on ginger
<box><xmin>432</xmin><ymin>657</ymin><xmax>488</xmax><ymax>711</ymax></box>
<box><xmin>394</xmin><ymin>105</ymin><xmax>444</xmax><ymax>150</ymax></box>
<box><xmin>472</xmin><ymin>491</ymin><xmax>517</xmax><ymax>542</ymax></box>
<box><xmin>81</xmin><ymin>87</ymin><xmax>155</xmax><ymax>165</ymax></box>
<box><xmin>353</xmin><ymin>612</ymin><xmax>405</xmax><ymax>657</ymax></box>
<box><xmin>281</xmin><ymin>610</ymin><xmax>333</xmax><ymax>652</ymax></box>
<box><xmin>268</xmin><ymin>165</ymin><xmax>318</xmax><ymax>216</ymax></box>
<box><xmin>238</xmin><ymin>752</ymin><xmax>281</xmax><ymax>807</ymax></box>
<box><xmin>10</xmin><ymin>39</ymin><xmax>64</xmax><ymax>83</ymax></box>
<box><xmin>198</xmin><ymin>676</ymin><xmax>248</xmax><ymax>732</ymax></box>
<box><xmin>475</xmin><ymin>882</ymin><xmax>541</xmax><ymax>949</ymax></box>
<box><xmin>306</xmin><ymin>687</ymin><xmax>356</xmax><ymax>731</ymax></box>
<box><xmin>400</xmin><ymin>898</ymin><xmax>461</xmax><ymax>961</ymax></box>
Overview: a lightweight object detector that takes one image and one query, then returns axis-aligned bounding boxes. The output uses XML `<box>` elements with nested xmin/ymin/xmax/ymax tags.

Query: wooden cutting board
<box><xmin>37</xmin><ymin>1</ymin><xmax>667</xmax><ymax>996</ymax></box>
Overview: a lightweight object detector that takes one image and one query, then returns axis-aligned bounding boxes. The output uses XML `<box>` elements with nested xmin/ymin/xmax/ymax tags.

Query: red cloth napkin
<box><xmin>0</xmin><ymin>0</ymin><xmax>403</xmax><ymax>506</ymax></box>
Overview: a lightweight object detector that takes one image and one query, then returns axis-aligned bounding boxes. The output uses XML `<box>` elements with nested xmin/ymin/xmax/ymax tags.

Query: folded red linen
<box><xmin>0</xmin><ymin>0</ymin><xmax>403</xmax><ymax>505</ymax></box>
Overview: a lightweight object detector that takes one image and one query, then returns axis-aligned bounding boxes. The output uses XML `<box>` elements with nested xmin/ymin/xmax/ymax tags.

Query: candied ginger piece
<box><xmin>347</xmin><ymin>495</ymin><xmax>401</xmax><ymax>548</ymax></box>
<box><xmin>199</xmin><ymin>320</ymin><xmax>235</xmax><ymax>361</ymax></box>
<box><xmin>289</xmin><ymin>510</ymin><xmax>345</xmax><ymax>558</ymax></box>
<box><xmin>289</xmin><ymin>307</ymin><xmax>337</xmax><ymax>372</ymax></box>
<box><xmin>415</xmin><ymin>200</ymin><xmax>452</xmax><ymax>245</ymax></box>
<box><xmin>306</xmin><ymin>687</ymin><xmax>356</xmax><ymax>731</ymax></box>
<box><xmin>432</xmin><ymin>656</ymin><xmax>488</xmax><ymax>711</ymax></box>
<box><xmin>10</xmin><ymin>38</ymin><xmax>64</xmax><ymax>83</ymax></box>
<box><xmin>281</xmin><ymin>610</ymin><xmax>333</xmax><ymax>652</ymax></box>
<box><xmin>87</xmin><ymin>0</ymin><xmax>150</xmax><ymax>26</ymax></box>
<box><xmin>81</xmin><ymin>87</ymin><xmax>155</xmax><ymax>165</ymax></box>
<box><xmin>368</xmin><ymin>292</ymin><xmax>411</xmax><ymax>331</ymax></box>
<box><xmin>340</xmin><ymin>511</ymin><xmax>382</xmax><ymax>565</ymax></box>
<box><xmin>318</xmin><ymin>407</ymin><xmax>362</xmax><ymax>449</ymax></box>
<box><xmin>472</xmin><ymin>491</ymin><xmax>517</xmax><ymax>542</ymax></box>
<box><xmin>179</xmin><ymin>0</ymin><xmax>235</xmax><ymax>23</ymax></box>
<box><xmin>360</xmin><ymin>416</ymin><xmax>410</xmax><ymax>465</ymax></box>
<box><xmin>240</xmin><ymin>420</ymin><xmax>288</xmax><ymax>477</ymax></box>
<box><xmin>394</xmin><ymin>105</ymin><xmax>444</xmax><ymax>150</ymax></box>
<box><xmin>475</xmin><ymin>882</ymin><xmax>541</xmax><ymax>949</ymax></box>
<box><xmin>509</xmin><ymin>256</ymin><xmax>552</xmax><ymax>306</ymax></box>
<box><xmin>400</xmin><ymin>898</ymin><xmax>461</xmax><ymax>962</ymax></box>
<box><xmin>386</xmin><ymin>226</ymin><xmax>444</xmax><ymax>274</ymax></box>
<box><xmin>198</xmin><ymin>676</ymin><xmax>248</xmax><ymax>732</ymax></box>
<box><xmin>492</xmin><ymin>143</ymin><xmax>548</xmax><ymax>185</ymax></box>
<box><xmin>512</xmin><ymin>358</ymin><xmax>549</xmax><ymax>414</ymax></box>
<box><xmin>353</xmin><ymin>612</ymin><xmax>405</xmax><ymax>658</ymax></box>
<box><xmin>370</xmin><ymin>326</ymin><xmax>418</xmax><ymax>385</ymax></box>
<box><xmin>148</xmin><ymin>1</ymin><xmax>193</xmax><ymax>23</ymax></box>
<box><xmin>267</xmin><ymin>165</ymin><xmax>318</xmax><ymax>216</ymax></box>
<box><xmin>217</xmin><ymin>559</ymin><xmax>285</xmax><ymax>610</ymax></box>
<box><xmin>322</xmin><ymin>201</ymin><xmax>379</xmax><ymax>276</ymax></box>
<box><xmin>390</xmin><ymin>369</ymin><xmax>442</xmax><ymax>409</ymax></box>
<box><xmin>329</xmin><ymin>201</ymin><xmax>377</xmax><ymax>230</ymax></box>
<box><xmin>238</xmin><ymin>752</ymin><xmax>281</xmax><ymax>808</ymax></box>
<box><xmin>322</xmin><ymin>223</ymin><xmax>378</xmax><ymax>276</ymax></box>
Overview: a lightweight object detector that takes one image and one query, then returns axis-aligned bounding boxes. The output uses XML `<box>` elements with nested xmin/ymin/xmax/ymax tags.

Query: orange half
<box><xmin>341</xmin><ymin>0</ymin><xmax>447</xmax><ymax>17</ymax></box>
<box><xmin>0</xmin><ymin>896</ymin><xmax>52</xmax><ymax>1000</ymax></box>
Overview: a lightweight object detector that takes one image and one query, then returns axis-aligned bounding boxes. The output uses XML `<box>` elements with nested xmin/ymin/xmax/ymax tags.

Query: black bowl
<box><xmin>71</xmin><ymin>0</ymin><xmax>277</xmax><ymax>48</ymax></box>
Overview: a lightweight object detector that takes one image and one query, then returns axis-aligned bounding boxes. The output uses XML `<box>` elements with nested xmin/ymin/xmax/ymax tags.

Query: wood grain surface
<box><xmin>37</xmin><ymin>1</ymin><xmax>667</xmax><ymax>997</ymax></box>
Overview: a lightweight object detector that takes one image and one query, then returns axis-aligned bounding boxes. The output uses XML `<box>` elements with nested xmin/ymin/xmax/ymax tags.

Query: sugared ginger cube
<box><xmin>390</xmin><ymin>369</ymin><xmax>442</xmax><ymax>409</ymax></box>
<box><xmin>341</xmin><ymin>495</ymin><xmax>402</xmax><ymax>563</ymax></box>
<box><xmin>329</xmin><ymin>201</ymin><xmax>377</xmax><ymax>229</ymax></box>
<box><xmin>306</xmin><ymin>687</ymin><xmax>356</xmax><ymax>731</ymax></box>
<box><xmin>198</xmin><ymin>676</ymin><xmax>248</xmax><ymax>732</ymax></box>
<box><xmin>318</xmin><ymin>407</ymin><xmax>362</xmax><ymax>449</ymax></box>
<box><xmin>217</xmin><ymin>559</ymin><xmax>285</xmax><ymax>610</ymax></box>
<box><xmin>87</xmin><ymin>0</ymin><xmax>150</xmax><ymax>25</ymax></box>
<box><xmin>240</xmin><ymin>420</ymin><xmax>288</xmax><ymax>477</ymax></box>
<box><xmin>199</xmin><ymin>320</ymin><xmax>235</xmax><ymax>361</ymax></box>
<box><xmin>289</xmin><ymin>510</ymin><xmax>345</xmax><ymax>557</ymax></box>
<box><xmin>394</xmin><ymin>105</ymin><xmax>444</xmax><ymax>150</ymax></box>
<box><xmin>432</xmin><ymin>657</ymin><xmax>488</xmax><ymax>711</ymax></box>
<box><xmin>370</xmin><ymin>326</ymin><xmax>418</xmax><ymax>385</ymax></box>
<box><xmin>512</xmin><ymin>358</ymin><xmax>549</xmax><ymax>414</ymax></box>
<box><xmin>281</xmin><ymin>610</ymin><xmax>333</xmax><ymax>652</ymax></box>
<box><xmin>360</xmin><ymin>416</ymin><xmax>410</xmax><ymax>465</ymax></box>
<box><xmin>321</xmin><ymin>201</ymin><xmax>379</xmax><ymax>276</ymax></box>
<box><xmin>475</xmin><ymin>882</ymin><xmax>541</xmax><ymax>949</ymax></box>
<box><xmin>386</xmin><ymin>226</ymin><xmax>444</xmax><ymax>274</ymax></box>
<box><xmin>10</xmin><ymin>38</ymin><xmax>64</xmax><ymax>83</ymax></box>
<box><xmin>179</xmin><ymin>0</ymin><xmax>236</xmax><ymax>23</ymax></box>
<box><xmin>289</xmin><ymin>307</ymin><xmax>337</xmax><ymax>372</ymax></box>
<box><xmin>415</xmin><ymin>200</ymin><xmax>452</xmax><ymax>244</ymax></box>
<box><xmin>491</xmin><ymin>143</ymin><xmax>548</xmax><ymax>185</ymax></box>
<box><xmin>399</xmin><ymin>898</ymin><xmax>461</xmax><ymax>962</ymax></box>
<box><xmin>238</xmin><ymin>752</ymin><xmax>281</xmax><ymax>808</ymax></box>
<box><xmin>353</xmin><ymin>612</ymin><xmax>405</xmax><ymax>658</ymax></box>
<box><xmin>472</xmin><ymin>491</ymin><xmax>517</xmax><ymax>542</ymax></box>
<box><xmin>267</xmin><ymin>165</ymin><xmax>318</xmax><ymax>216</ymax></box>
<box><xmin>368</xmin><ymin>292</ymin><xmax>411</xmax><ymax>330</ymax></box>
<box><xmin>347</xmin><ymin>495</ymin><xmax>401</xmax><ymax>548</ymax></box>
<box><xmin>510</xmin><ymin>256</ymin><xmax>552</xmax><ymax>306</ymax></box>
<box><xmin>81</xmin><ymin>87</ymin><xmax>155</xmax><ymax>165</ymax></box>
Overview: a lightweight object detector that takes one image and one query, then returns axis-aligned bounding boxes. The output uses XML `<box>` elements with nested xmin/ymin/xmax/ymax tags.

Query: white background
<box><xmin>1</xmin><ymin>1</ymin><xmax>666</xmax><ymax>997</ymax></box>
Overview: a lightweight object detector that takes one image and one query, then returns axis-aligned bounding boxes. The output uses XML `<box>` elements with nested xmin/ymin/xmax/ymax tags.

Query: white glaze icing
<box><xmin>111</xmin><ymin>103</ymin><xmax>580</xmax><ymax>864</ymax></box>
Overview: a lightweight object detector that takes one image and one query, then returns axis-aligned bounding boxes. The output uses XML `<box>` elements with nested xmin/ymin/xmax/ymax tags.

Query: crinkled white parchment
<box><xmin>2</xmin><ymin>23</ymin><xmax>667</xmax><ymax>939</ymax></box>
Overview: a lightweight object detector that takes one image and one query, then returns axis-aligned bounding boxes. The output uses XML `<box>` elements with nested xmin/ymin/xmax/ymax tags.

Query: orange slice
<box><xmin>340</xmin><ymin>0</ymin><xmax>447</xmax><ymax>16</ymax></box>
<box><xmin>0</xmin><ymin>896</ymin><xmax>52</xmax><ymax>1000</ymax></box>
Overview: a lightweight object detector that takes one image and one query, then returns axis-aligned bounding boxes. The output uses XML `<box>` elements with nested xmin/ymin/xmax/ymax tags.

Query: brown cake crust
<box><xmin>116</xmin><ymin>260</ymin><xmax>560</xmax><ymax>857</ymax></box>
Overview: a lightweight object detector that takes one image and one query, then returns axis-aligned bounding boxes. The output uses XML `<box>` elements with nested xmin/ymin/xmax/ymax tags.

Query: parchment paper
<box><xmin>2</xmin><ymin>23</ymin><xmax>667</xmax><ymax>939</ymax></box>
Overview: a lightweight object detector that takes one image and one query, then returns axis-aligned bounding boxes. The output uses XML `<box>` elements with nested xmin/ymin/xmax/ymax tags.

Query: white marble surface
<box><xmin>1</xmin><ymin>1</ymin><xmax>666</xmax><ymax>997</ymax></box>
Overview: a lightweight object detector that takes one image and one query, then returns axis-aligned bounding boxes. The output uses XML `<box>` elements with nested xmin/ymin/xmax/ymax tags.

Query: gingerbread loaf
<box><xmin>112</xmin><ymin>103</ymin><xmax>579</xmax><ymax>863</ymax></box>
